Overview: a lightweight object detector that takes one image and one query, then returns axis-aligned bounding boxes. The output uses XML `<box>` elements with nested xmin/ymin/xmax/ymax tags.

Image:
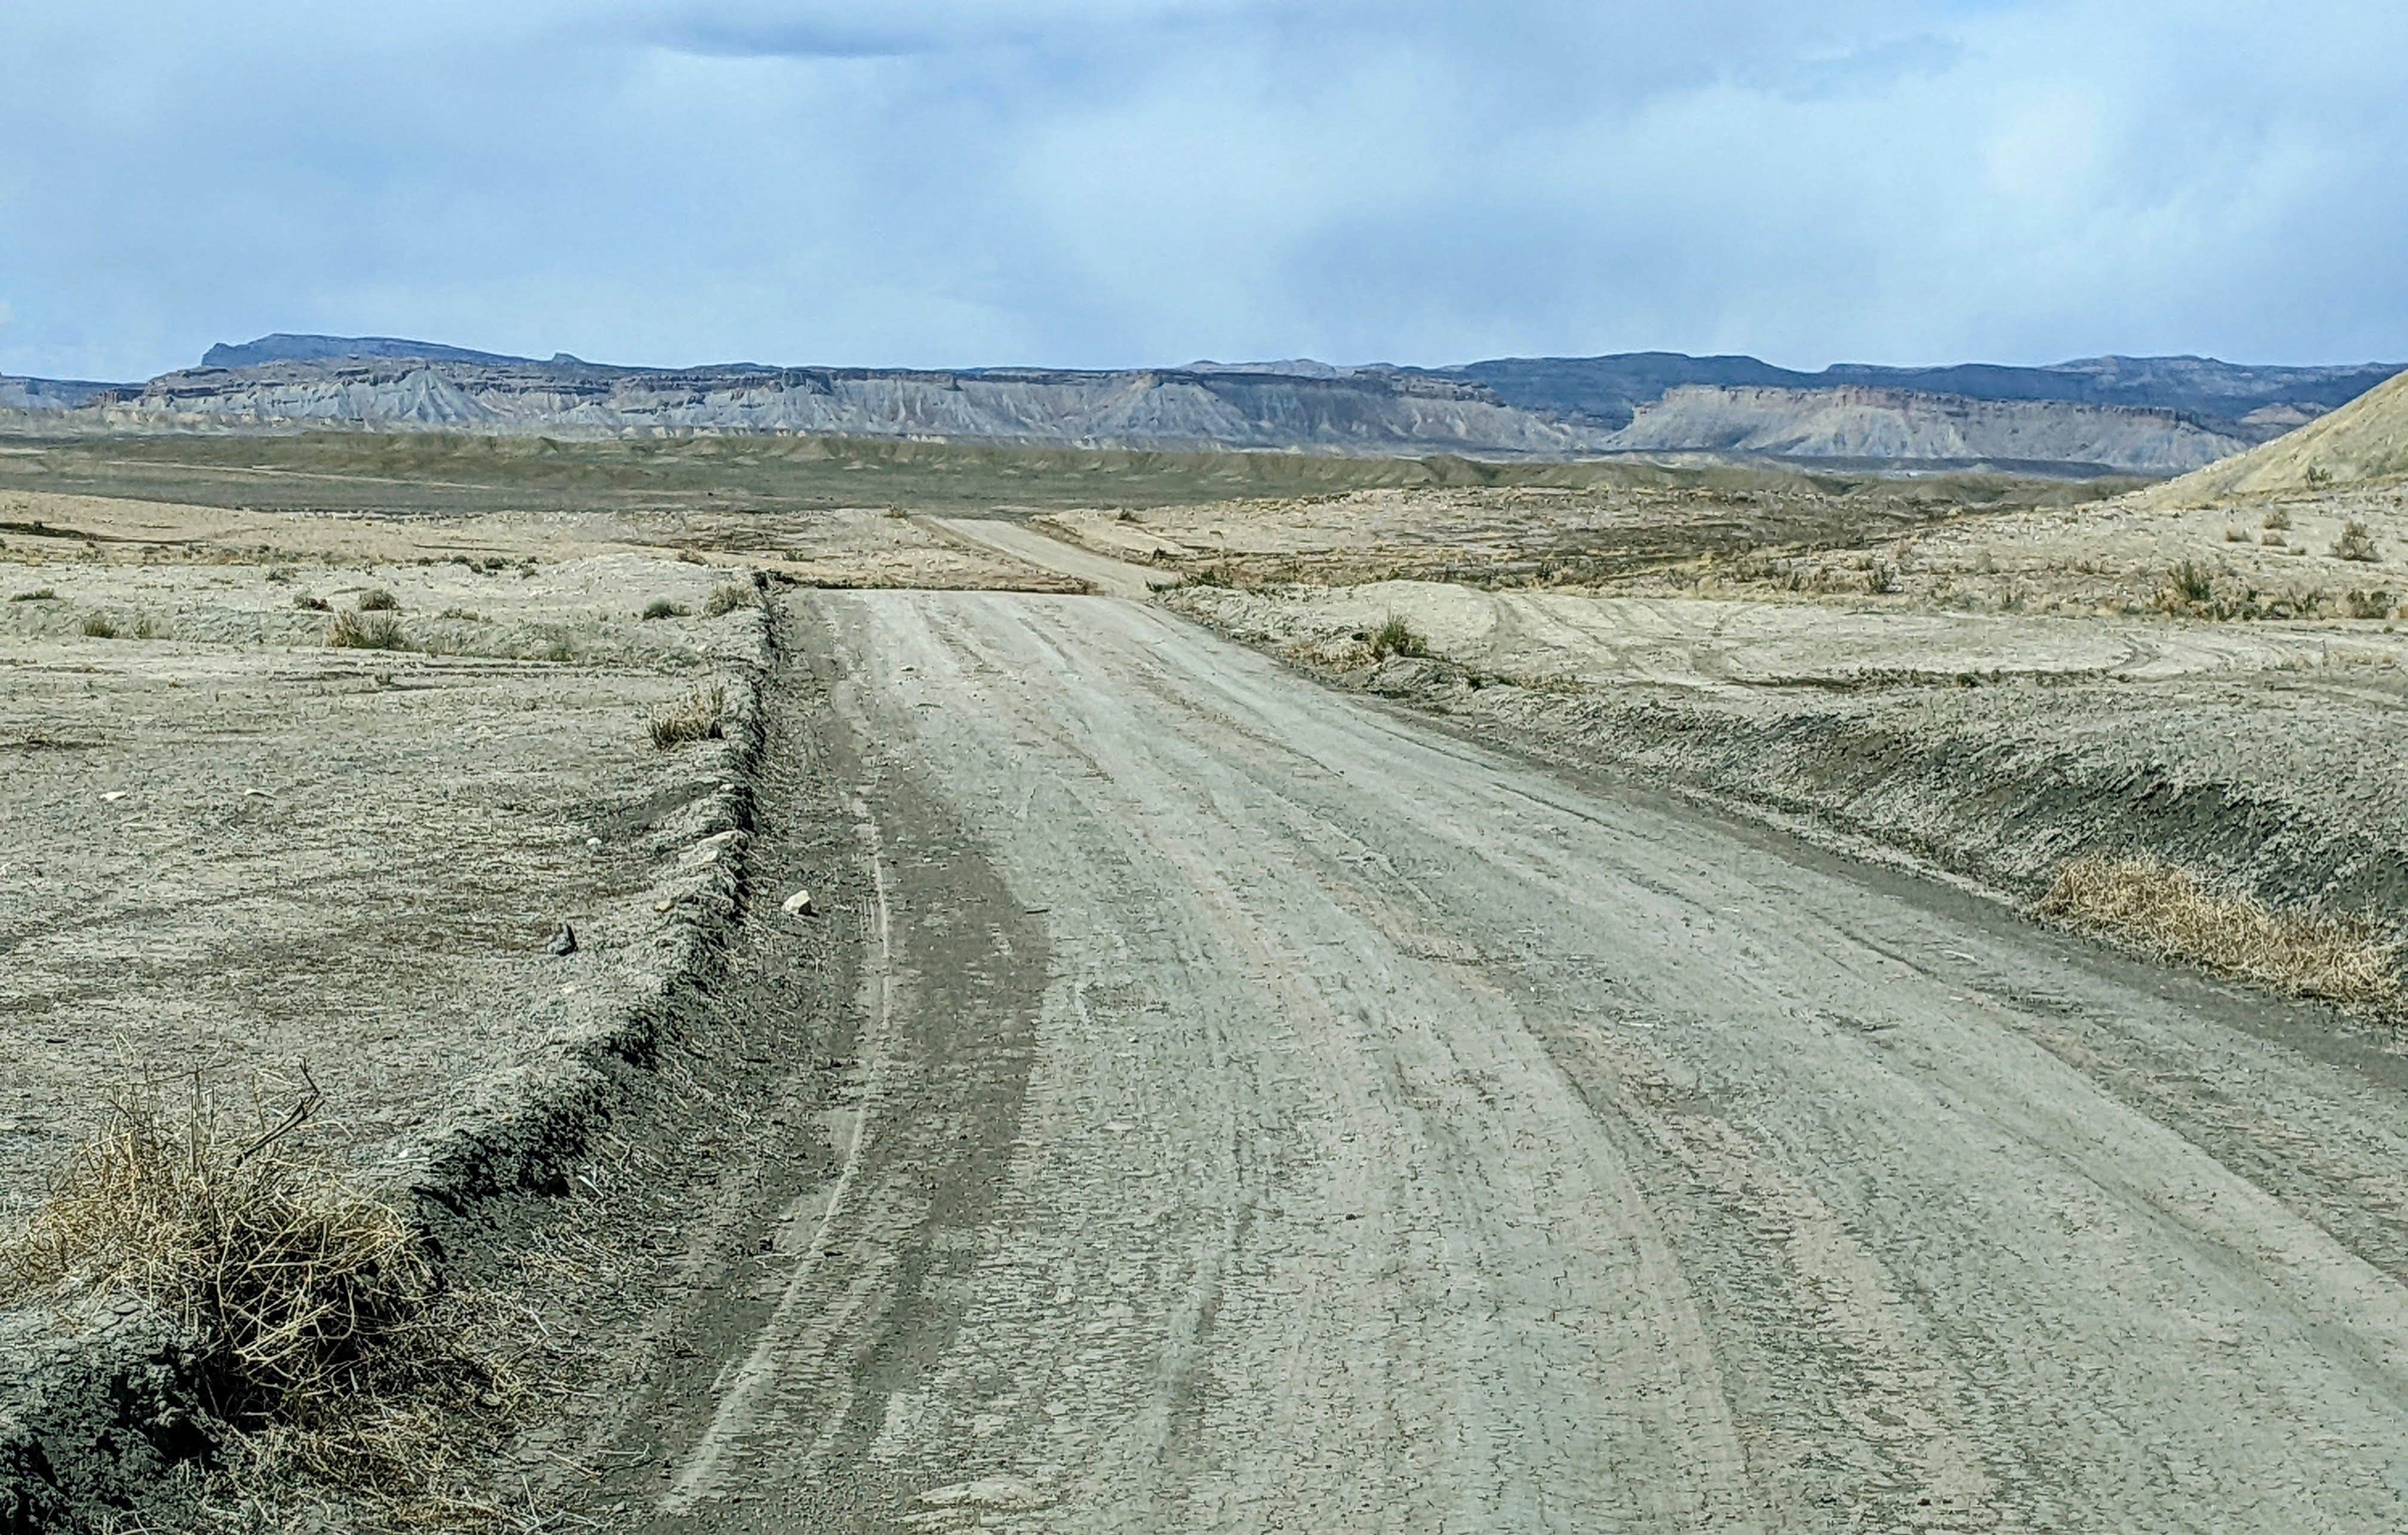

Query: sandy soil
<box><xmin>1678</xmin><ymin>480</ymin><xmax>2408</xmax><ymax>620</ymax></box>
<box><xmin>0</xmin><ymin>460</ymin><xmax>1092</xmax><ymax>1222</ymax></box>
<box><xmin>1178</xmin><ymin>578</ymin><xmax>2408</xmax><ymax>689</ymax></box>
<box><xmin>1038</xmin><ymin>478</ymin><xmax>2102</xmax><ymax>588</ymax></box>
<box><xmin>1036</xmin><ymin>472</ymin><xmax>2408</xmax><ymax>624</ymax></box>
<box><xmin>0</xmin><ymin>487</ymin><xmax>1081</xmax><ymax>594</ymax></box>
<box><xmin>558</xmin><ymin>589</ymin><xmax>2408</xmax><ymax>1532</ymax></box>
<box><xmin>0</xmin><ymin>544</ymin><xmax>759</xmax><ymax>1223</ymax></box>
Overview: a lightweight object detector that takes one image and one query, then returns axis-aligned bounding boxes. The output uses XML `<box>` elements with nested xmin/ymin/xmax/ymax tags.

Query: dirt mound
<box><xmin>2144</xmin><ymin>367</ymin><xmax>2408</xmax><ymax>504</ymax></box>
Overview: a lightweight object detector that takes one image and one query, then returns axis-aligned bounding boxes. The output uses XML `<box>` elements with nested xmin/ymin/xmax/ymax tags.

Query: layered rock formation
<box><xmin>1604</xmin><ymin>385</ymin><xmax>2252</xmax><ymax>475</ymax></box>
<box><xmin>7</xmin><ymin>334</ymin><xmax>2398</xmax><ymax>477</ymax></box>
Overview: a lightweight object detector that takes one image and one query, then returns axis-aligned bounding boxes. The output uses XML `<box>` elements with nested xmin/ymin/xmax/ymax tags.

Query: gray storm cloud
<box><xmin>1</xmin><ymin>0</ymin><xmax>2403</xmax><ymax>380</ymax></box>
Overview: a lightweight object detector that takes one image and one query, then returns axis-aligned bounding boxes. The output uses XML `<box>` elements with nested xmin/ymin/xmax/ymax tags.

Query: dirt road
<box><xmin>604</xmin><ymin>589</ymin><xmax>2408</xmax><ymax>1532</ymax></box>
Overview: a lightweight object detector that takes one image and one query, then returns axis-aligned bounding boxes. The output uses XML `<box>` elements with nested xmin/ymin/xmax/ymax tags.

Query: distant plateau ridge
<box><xmin>4</xmin><ymin>333</ymin><xmax>2400</xmax><ymax>478</ymax></box>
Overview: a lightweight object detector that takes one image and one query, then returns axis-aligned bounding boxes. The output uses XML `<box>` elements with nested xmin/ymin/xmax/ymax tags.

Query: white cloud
<box><xmin>1</xmin><ymin>1</ymin><xmax>2404</xmax><ymax>379</ymax></box>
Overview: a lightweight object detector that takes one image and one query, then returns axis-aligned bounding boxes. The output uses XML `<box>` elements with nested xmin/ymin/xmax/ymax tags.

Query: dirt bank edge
<box><xmin>0</xmin><ymin>575</ymin><xmax>782</xmax><ymax>1535</ymax></box>
<box><xmin>1165</xmin><ymin>589</ymin><xmax>2408</xmax><ymax>970</ymax></box>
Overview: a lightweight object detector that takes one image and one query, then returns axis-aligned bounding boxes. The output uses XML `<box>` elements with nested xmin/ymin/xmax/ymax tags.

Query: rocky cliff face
<box><xmin>1604</xmin><ymin>385</ymin><xmax>2250</xmax><ymax>474</ymax></box>
<box><xmin>14</xmin><ymin>335</ymin><xmax>2385</xmax><ymax>476</ymax></box>
<box><xmin>93</xmin><ymin>358</ymin><xmax>1624</xmax><ymax>456</ymax></box>
<box><xmin>1442</xmin><ymin>351</ymin><xmax>2401</xmax><ymax>437</ymax></box>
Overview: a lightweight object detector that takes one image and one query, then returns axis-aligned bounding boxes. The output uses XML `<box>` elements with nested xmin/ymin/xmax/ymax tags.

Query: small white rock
<box><xmin>585</xmin><ymin>836</ymin><xmax>603</xmax><ymax>851</ymax></box>
<box><xmin>100</xmin><ymin>791</ymin><xmax>127</xmax><ymax>803</ymax></box>
<box><xmin>781</xmin><ymin>889</ymin><xmax>815</xmax><ymax>917</ymax></box>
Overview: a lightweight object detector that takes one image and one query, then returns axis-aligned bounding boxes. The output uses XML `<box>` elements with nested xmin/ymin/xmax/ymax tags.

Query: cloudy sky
<box><xmin>2</xmin><ymin>0</ymin><xmax>2403</xmax><ymax>380</ymax></box>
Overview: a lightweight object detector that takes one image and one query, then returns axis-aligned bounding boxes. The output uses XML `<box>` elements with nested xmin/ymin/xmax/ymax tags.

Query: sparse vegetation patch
<box><xmin>649</xmin><ymin>683</ymin><xmax>728</xmax><ymax>748</ymax></box>
<box><xmin>1368</xmin><ymin>613</ymin><xmax>1432</xmax><ymax>659</ymax></box>
<box><xmin>2036</xmin><ymin>854</ymin><xmax>2400</xmax><ymax>1008</ymax></box>
<box><xmin>641</xmin><ymin>597</ymin><xmax>690</xmax><ymax>621</ymax></box>
<box><xmin>702</xmin><ymin>579</ymin><xmax>755</xmax><ymax>617</ymax></box>
<box><xmin>2332</xmin><ymin>520</ymin><xmax>2379</xmax><ymax>563</ymax></box>
<box><xmin>356</xmin><ymin>587</ymin><xmax>401</xmax><ymax>612</ymax></box>
<box><xmin>328</xmin><ymin>609</ymin><xmax>408</xmax><ymax>650</ymax></box>
<box><xmin>0</xmin><ymin>1072</ymin><xmax>516</xmax><ymax>1515</ymax></box>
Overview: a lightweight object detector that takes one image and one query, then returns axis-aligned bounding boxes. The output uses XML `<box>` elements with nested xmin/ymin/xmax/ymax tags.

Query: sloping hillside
<box><xmin>1604</xmin><ymin>385</ymin><xmax>2249</xmax><ymax>474</ymax></box>
<box><xmin>2141</xmin><ymin>367</ymin><xmax>2408</xmax><ymax>503</ymax></box>
<box><xmin>1444</xmin><ymin>352</ymin><xmax>2400</xmax><ymax>435</ymax></box>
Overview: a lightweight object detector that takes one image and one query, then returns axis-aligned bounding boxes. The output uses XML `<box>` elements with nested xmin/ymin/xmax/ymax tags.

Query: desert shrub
<box><xmin>328</xmin><ymin>609</ymin><xmax>407</xmax><ymax>650</ymax></box>
<box><xmin>702</xmin><ymin>579</ymin><xmax>755</xmax><ymax>617</ymax></box>
<box><xmin>641</xmin><ymin>597</ymin><xmax>690</xmax><ymax>621</ymax></box>
<box><xmin>79</xmin><ymin>613</ymin><xmax>118</xmax><ymax>638</ymax></box>
<box><xmin>1865</xmin><ymin>560</ymin><xmax>1899</xmax><ymax>595</ymax></box>
<box><xmin>1178</xmin><ymin>564</ymin><xmax>1237</xmax><ymax>590</ymax></box>
<box><xmin>2167</xmin><ymin>559</ymin><xmax>2217</xmax><ymax>606</ymax></box>
<box><xmin>2262</xmin><ymin>506</ymin><xmax>2293</xmax><ymax>531</ymax></box>
<box><xmin>2037</xmin><ymin>854</ymin><xmax>2399</xmax><ymax>1006</ymax></box>
<box><xmin>10</xmin><ymin>587</ymin><xmax>57</xmax><ymax>601</ymax></box>
<box><xmin>1368</xmin><ymin>613</ymin><xmax>1431</xmax><ymax>659</ymax></box>
<box><xmin>2305</xmin><ymin>466</ymin><xmax>2333</xmax><ymax>489</ymax></box>
<box><xmin>1</xmin><ymin>1072</ymin><xmax>515</xmax><ymax>1506</ymax></box>
<box><xmin>2346</xmin><ymin>588</ymin><xmax>2396</xmax><ymax>620</ymax></box>
<box><xmin>265</xmin><ymin>567</ymin><xmax>294</xmax><ymax>584</ymax></box>
<box><xmin>2333</xmin><ymin>520</ymin><xmax>2379</xmax><ymax>563</ymax></box>
<box><xmin>649</xmin><ymin>683</ymin><xmax>727</xmax><ymax>749</ymax></box>
<box><xmin>294</xmin><ymin>594</ymin><xmax>332</xmax><ymax>612</ymax></box>
<box><xmin>674</xmin><ymin>549</ymin><xmax>708</xmax><ymax>565</ymax></box>
<box><xmin>355</xmin><ymin>588</ymin><xmax>400</xmax><ymax>612</ymax></box>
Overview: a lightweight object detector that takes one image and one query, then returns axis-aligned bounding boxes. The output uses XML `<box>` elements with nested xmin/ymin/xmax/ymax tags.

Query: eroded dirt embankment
<box><xmin>0</xmin><ymin>570</ymin><xmax>781</xmax><ymax>1533</ymax></box>
<box><xmin>1169</xmin><ymin>583</ymin><xmax>2408</xmax><ymax>934</ymax></box>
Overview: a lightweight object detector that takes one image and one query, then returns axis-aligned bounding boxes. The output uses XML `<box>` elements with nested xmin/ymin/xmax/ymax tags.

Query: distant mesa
<box><xmin>199</xmin><ymin>333</ymin><xmax>540</xmax><ymax>369</ymax></box>
<box><xmin>4</xmin><ymin>333</ymin><xmax>2398</xmax><ymax>480</ymax></box>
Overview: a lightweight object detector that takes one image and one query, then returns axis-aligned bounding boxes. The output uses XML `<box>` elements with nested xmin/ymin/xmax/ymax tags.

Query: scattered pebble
<box><xmin>586</xmin><ymin>836</ymin><xmax>604</xmax><ymax>851</ymax></box>
<box><xmin>99</xmin><ymin>791</ymin><xmax>126</xmax><ymax>803</ymax></box>
<box><xmin>781</xmin><ymin>889</ymin><xmax>815</xmax><ymax>917</ymax></box>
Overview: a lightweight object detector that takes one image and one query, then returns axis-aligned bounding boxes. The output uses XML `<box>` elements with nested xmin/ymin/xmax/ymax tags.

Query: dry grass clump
<box><xmin>1</xmin><ymin>1072</ymin><xmax>518</xmax><ymax>1515</ymax></box>
<box><xmin>328</xmin><ymin>609</ymin><xmax>408</xmax><ymax>650</ymax></box>
<box><xmin>1368</xmin><ymin>613</ymin><xmax>1431</xmax><ymax>659</ymax></box>
<box><xmin>649</xmin><ymin>683</ymin><xmax>727</xmax><ymax>748</ymax></box>
<box><xmin>355</xmin><ymin>588</ymin><xmax>401</xmax><ymax>612</ymax></box>
<box><xmin>2036</xmin><ymin>854</ymin><xmax>2401</xmax><ymax>1007</ymax></box>
<box><xmin>79</xmin><ymin>612</ymin><xmax>118</xmax><ymax>638</ymax></box>
<box><xmin>2332</xmin><ymin>520</ymin><xmax>2379</xmax><ymax>563</ymax></box>
<box><xmin>640</xmin><ymin>597</ymin><xmax>690</xmax><ymax>621</ymax></box>
<box><xmin>702</xmin><ymin>579</ymin><xmax>755</xmax><ymax>617</ymax></box>
<box><xmin>9</xmin><ymin>587</ymin><xmax>57</xmax><ymax>601</ymax></box>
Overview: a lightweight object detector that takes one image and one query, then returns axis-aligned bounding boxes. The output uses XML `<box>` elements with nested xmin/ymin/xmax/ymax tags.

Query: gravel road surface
<box><xmin>626</xmin><ymin>588</ymin><xmax>2408</xmax><ymax>1533</ymax></box>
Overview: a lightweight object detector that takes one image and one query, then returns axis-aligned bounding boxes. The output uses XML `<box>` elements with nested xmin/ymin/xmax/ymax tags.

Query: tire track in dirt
<box><xmin>608</xmin><ymin>588</ymin><xmax>2408</xmax><ymax>1533</ymax></box>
